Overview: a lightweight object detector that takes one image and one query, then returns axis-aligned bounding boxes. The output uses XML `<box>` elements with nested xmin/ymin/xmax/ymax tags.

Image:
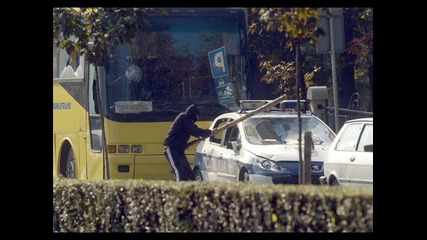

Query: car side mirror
<box><xmin>226</xmin><ymin>141</ymin><xmax>240</xmax><ymax>152</ymax></box>
<box><xmin>364</xmin><ymin>144</ymin><xmax>373</xmax><ymax>152</ymax></box>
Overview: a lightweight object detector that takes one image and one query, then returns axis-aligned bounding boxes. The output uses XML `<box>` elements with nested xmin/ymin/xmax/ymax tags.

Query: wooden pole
<box><xmin>186</xmin><ymin>94</ymin><xmax>288</xmax><ymax>149</ymax></box>
<box><xmin>303</xmin><ymin>131</ymin><xmax>312</xmax><ymax>184</ymax></box>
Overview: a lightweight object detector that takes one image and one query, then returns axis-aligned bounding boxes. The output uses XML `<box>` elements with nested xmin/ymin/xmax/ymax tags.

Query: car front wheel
<box><xmin>331</xmin><ymin>178</ymin><xmax>339</xmax><ymax>186</ymax></box>
<box><xmin>239</xmin><ymin>168</ymin><xmax>249</xmax><ymax>182</ymax></box>
<box><xmin>194</xmin><ymin>168</ymin><xmax>203</xmax><ymax>181</ymax></box>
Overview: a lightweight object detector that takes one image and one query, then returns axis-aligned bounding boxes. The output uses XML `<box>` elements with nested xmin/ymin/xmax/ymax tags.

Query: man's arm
<box><xmin>185</xmin><ymin>120</ymin><xmax>211</xmax><ymax>138</ymax></box>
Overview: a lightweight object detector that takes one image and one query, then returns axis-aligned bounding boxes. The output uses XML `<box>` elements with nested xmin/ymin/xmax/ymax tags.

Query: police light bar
<box><xmin>238</xmin><ymin>100</ymin><xmax>270</xmax><ymax>111</ymax></box>
<box><xmin>280</xmin><ymin>100</ymin><xmax>306</xmax><ymax>112</ymax></box>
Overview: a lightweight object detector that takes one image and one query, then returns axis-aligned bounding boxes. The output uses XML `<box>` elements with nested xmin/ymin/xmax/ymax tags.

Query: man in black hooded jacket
<box><xmin>164</xmin><ymin>104</ymin><xmax>218</xmax><ymax>181</ymax></box>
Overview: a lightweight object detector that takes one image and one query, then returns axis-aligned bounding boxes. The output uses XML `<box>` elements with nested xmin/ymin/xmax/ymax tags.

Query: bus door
<box><xmin>86</xmin><ymin>63</ymin><xmax>104</xmax><ymax>180</ymax></box>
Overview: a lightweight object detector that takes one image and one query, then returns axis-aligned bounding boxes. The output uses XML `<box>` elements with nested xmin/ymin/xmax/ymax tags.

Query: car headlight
<box><xmin>255</xmin><ymin>158</ymin><xmax>290</xmax><ymax>172</ymax></box>
<box><xmin>261</xmin><ymin>160</ymin><xmax>271</xmax><ymax>169</ymax></box>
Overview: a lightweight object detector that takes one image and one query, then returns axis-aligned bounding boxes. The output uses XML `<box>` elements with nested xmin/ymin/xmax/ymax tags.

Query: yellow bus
<box><xmin>53</xmin><ymin>8</ymin><xmax>252</xmax><ymax>180</ymax></box>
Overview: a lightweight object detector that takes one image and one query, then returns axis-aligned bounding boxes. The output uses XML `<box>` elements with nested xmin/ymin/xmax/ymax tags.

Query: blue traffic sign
<box><xmin>208</xmin><ymin>46</ymin><xmax>229</xmax><ymax>79</ymax></box>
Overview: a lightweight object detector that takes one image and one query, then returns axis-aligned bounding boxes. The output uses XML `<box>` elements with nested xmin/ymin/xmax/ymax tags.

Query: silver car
<box><xmin>193</xmin><ymin>100</ymin><xmax>336</xmax><ymax>184</ymax></box>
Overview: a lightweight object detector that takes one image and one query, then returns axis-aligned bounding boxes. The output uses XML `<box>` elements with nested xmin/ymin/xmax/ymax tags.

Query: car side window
<box><xmin>356</xmin><ymin>124</ymin><xmax>373</xmax><ymax>152</ymax></box>
<box><xmin>210</xmin><ymin>118</ymin><xmax>229</xmax><ymax>144</ymax></box>
<box><xmin>224</xmin><ymin>125</ymin><xmax>240</xmax><ymax>145</ymax></box>
<box><xmin>336</xmin><ymin>123</ymin><xmax>363</xmax><ymax>151</ymax></box>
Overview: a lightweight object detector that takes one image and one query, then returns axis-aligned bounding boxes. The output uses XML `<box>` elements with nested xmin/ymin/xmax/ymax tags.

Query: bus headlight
<box><xmin>131</xmin><ymin>145</ymin><xmax>143</xmax><ymax>153</ymax></box>
<box><xmin>118</xmin><ymin>145</ymin><xmax>130</xmax><ymax>153</ymax></box>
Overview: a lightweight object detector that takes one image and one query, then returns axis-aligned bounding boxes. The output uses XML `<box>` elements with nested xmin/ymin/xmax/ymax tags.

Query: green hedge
<box><xmin>53</xmin><ymin>178</ymin><xmax>373</xmax><ymax>232</ymax></box>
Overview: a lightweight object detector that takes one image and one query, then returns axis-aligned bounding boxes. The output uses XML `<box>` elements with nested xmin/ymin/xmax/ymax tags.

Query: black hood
<box><xmin>185</xmin><ymin>104</ymin><xmax>200</xmax><ymax>122</ymax></box>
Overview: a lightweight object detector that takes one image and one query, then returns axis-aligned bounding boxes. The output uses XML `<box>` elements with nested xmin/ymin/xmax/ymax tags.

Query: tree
<box><xmin>53</xmin><ymin>8</ymin><xmax>157</xmax><ymax>64</ymax></box>
<box><xmin>249</xmin><ymin>8</ymin><xmax>322</xmax><ymax>100</ymax></box>
<box><xmin>248</xmin><ymin>7</ymin><xmax>373</xmax><ymax>112</ymax></box>
<box><xmin>346</xmin><ymin>8</ymin><xmax>373</xmax><ymax>111</ymax></box>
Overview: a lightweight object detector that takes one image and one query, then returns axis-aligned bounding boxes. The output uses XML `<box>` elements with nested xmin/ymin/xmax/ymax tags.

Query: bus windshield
<box><xmin>103</xmin><ymin>10</ymin><xmax>249</xmax><ymax>122</ymax></box>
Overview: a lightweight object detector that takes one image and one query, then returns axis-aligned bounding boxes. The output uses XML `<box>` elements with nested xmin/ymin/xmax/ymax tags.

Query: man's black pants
<box><xmin>164</xmin><ymin>147</ymin><xmax>194</xmax><ymax>181</ymax></box>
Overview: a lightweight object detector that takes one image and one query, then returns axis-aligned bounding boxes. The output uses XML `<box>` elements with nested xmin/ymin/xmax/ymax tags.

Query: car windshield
<box><xmin>243</xmin><ymin>116</ymin><xmax>335</xmax><ymax>145</ymax></box>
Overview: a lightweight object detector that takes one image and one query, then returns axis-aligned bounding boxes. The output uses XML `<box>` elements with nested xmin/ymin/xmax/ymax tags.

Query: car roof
<box><xmin>345</xmin><ymin>117</ymin><xmax>373</xmax><ymax>124</ymax></box>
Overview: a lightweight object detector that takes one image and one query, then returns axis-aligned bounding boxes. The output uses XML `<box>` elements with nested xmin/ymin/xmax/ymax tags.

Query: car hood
<box><xmin>243</xmin><ymin>144</ymin><xmax>330</xmax><ymax>162</ymax></box>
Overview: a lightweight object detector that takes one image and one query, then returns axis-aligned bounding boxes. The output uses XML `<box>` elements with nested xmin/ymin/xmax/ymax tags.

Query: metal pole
<box><xmin>295</xmin><ymin>42</ymin><xmax>303</xmax><ymax>185</ymax></box>
<box><xmin>329</xmin><ymin>9</ymin><xmax>340</xmax><ymax>132</ymax></box>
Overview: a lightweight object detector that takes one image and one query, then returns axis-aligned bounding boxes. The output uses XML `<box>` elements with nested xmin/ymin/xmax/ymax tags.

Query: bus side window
<box><xmin>92</xmin><ymin>78</ymin><xmax>99</xmax><ymax>114</ymax></box>
<box><xmin>53</xmin><ymin>40</ymin><xmax>84</xmax><ymax>80</ymax></box>
<box><xmin>89</xmin><ymin>64</ymin><xmax>100</xmax><ymax>115</ymax></box>
<box><xmin>89</xmin><ymin>64</ymin><xmax>102</xmax><ymax>151</ymax></box>
<box><xmin>53</xmin><ymin>43</ymin><xmax>70</xmax><ymax>78</ymax></box>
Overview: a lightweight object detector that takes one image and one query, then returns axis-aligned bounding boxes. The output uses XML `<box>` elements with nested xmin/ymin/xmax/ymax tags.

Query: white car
<box><xmin>320</xmin><ymin>118</ymin><xmax>373</xmax><ymax>189</ymax></box>
<box><xmin>193</xmin><ymin>100</ymin><xmax>336</xmax><ymax>184</ymax></box>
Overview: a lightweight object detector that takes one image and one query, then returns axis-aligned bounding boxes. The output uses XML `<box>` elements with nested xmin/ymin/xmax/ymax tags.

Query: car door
<box><xmin>346</xmin><ymin>123</ymin><xmax>373</xmax><ymax>189</ymax></box>
<box><xmin>204</xmin><ymin>117</ymin><xmax>229</xmax><ymax>181</ymax></box>
<box><xmin>217</xmin><ymin>123</ymin><xmax>241</xmax><ymax>181</ymax></box>
<box><xmin>332</xmin><ymin>123</ymin><xmax>363</xmax><ymax>187</ymax></box>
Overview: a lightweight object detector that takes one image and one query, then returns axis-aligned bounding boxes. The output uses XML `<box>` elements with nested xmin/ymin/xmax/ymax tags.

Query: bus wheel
<box><xmin>65</xmin><ymin>150</ymin><xmax>76</xmax><ymax>178</ymax></box>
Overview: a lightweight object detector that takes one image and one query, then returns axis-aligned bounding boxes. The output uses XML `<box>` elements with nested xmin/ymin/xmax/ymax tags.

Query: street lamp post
<box><xmin>329</xmin><ymin>9</ymin><xmax>340</xmax><ymax>132</ymax></box>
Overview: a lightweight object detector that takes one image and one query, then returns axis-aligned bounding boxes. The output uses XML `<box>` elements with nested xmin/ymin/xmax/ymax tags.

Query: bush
<box><xmin>53</xmin><ymin>178</ymin><xmax>373</xmax><ymax>232</ymax></box>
